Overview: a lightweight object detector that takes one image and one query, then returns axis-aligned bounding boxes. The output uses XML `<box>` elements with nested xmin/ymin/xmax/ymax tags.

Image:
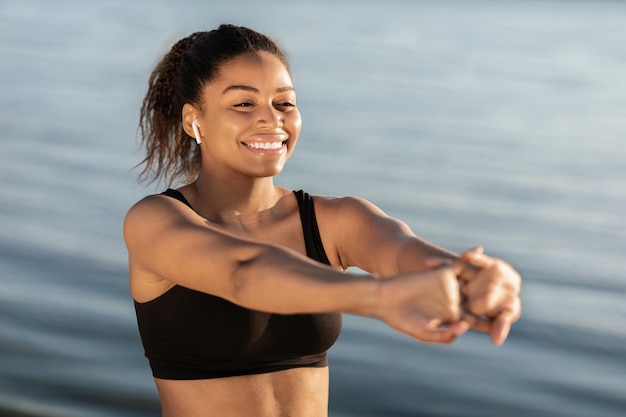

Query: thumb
<box><xmin>469</xmin><ymin>245</ymin><xmax>484</xmax><ymax>254</ymax></box>
<box><xmin>441</xmin><ymin>259</ymin><xmax>470</xmax><ymax>277</ymax></box>
<box><xmin>461</xmin><ymin>246</ymin><xmax>488</xmax><ymax>265</ymax></box>
<box><xmin>491</xmin><ymin>308</ymin><xmax>517</xmax><ymax>346</ymax></box>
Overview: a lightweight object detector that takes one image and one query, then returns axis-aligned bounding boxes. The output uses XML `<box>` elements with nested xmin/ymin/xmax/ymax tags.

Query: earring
<box><xmin>191</xmin><ymin>118</ymin><xmax>202</xmax><ymax>144</ymax></box>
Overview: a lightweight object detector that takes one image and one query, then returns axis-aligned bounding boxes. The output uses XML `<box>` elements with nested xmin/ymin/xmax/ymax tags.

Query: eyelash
<box><xmin>233</xmin><ymin>102</ymin><xmax>295</xmax><ymax>108</ymax></box>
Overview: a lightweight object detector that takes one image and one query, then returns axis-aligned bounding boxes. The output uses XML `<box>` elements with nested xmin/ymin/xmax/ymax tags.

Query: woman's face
<box><xmin>196</xmin><ymin>52</ymin><xmax>301</xmax><ymax>179</ymax></box>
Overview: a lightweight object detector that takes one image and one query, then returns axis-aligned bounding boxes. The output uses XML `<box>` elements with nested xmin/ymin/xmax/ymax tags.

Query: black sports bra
<box><xmin>133</xmin><ymin>189</ymin><xmax>343</xmax><ymax>380</ymax></box>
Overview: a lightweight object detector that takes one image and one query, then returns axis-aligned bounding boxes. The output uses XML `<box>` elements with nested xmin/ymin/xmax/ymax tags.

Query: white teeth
<box><xmin>248</xmin><ymin>142</ymin><xmax>283</xmax><ymax>150</ymax></box>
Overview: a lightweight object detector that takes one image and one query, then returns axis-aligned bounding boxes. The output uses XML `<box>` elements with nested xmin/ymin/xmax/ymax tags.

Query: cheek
<box><xmin>289</xmin><ymin>109</ymin><xmax>302</xmax><ymax>137</ymax></box>
<box><xmin>209</xmin><ymin>113</ymin><xmax>249</xmax><ymax>139</ymax></box>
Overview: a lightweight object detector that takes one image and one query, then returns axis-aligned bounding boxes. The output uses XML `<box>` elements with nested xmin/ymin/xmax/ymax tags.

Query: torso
<box><xmin>130</xmin><ymin>186</ymin><xmax>341</xmax><ymax>417</ymax></box>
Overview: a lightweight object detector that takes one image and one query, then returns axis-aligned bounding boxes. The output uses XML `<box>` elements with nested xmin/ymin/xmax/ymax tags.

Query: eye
<box><xmin>234</xmin><ymin>102</ymin><xmax>254</xmax><ymax>108</ymax></box>
<box><xmin>276</xmin><ymin>101</ymin><xmax>296</xmax><ymax>109</ymax></box>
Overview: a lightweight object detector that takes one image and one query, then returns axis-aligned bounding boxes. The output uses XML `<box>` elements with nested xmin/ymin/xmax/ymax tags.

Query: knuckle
<box><xmin>466</xmin><ymin>294</ymin><xmax>489</xmax><ymax>316</ymax></box>
<box><xmin>493</xmin><ymin>261</ymin><xmax>508</xmax><ymax>274</ymax></box>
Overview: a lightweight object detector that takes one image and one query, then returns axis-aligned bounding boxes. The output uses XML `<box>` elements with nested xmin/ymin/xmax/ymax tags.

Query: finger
<box><xmin>418</xmin><ymin>320</ymin><xmax>470</xmax><ymax>344</ymax></box>
<box><xmin>461</xmin><ymin>247</ymin><xmax>493</xmax><ymax>268</ymax></box>
<box><xmin>465</xmin><ymin>246</ymin><xmax>484</xmax><ymax>255</ymax></box>
<box><xmin>445</xmin><ymin>320</ymin><xmax>471</xmax><ymax>338</ymax></box>
<box><xmin>458</xmin><ymin>263</ymin><xmax>480</xmax><ymax>282</ymax></box>
<box><xmin>443</xmin><ymin>260</ymin><xmax>481</xmax><ymax>293</ymax></box>
<box><xmin>461</xmin><ymin>311</ymin><xmax>493</xmax><ymax>334</ymax></box>
<box><xmin>426</xmin><ymin>255</ymin><xmax>481</xmax><ymax>280</ymax></box>
<box><xmin>490</xmin><ymin>309</ymin><xmax>517</xmax><ymax>346</ymax></box>
<box><xmin>460</xmin><ymin>246</ymin><xmax>483</xmax><ymax>261</ymax></box>
<box><xmin>444</xmin><ymin>259</ymin><xmax>472</xmax><ymax>277</ymax></box>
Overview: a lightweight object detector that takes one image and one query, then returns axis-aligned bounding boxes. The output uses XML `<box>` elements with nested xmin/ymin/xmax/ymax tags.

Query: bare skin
<box><xmin>155</xmin><ymin>368</ymin><xmax>329</xmax><ymax>417</ymax></box>
<box><xmin>124</xmin><ymin>52</ymin><xmax>521</xmax><ymax>417</ymax></box>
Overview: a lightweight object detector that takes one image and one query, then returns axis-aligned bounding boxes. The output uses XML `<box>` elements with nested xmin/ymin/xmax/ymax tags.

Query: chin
<box><xmin>250</xmin><ymin>166</ymin><xmax>284</xmax><ymax>179</ymax></box>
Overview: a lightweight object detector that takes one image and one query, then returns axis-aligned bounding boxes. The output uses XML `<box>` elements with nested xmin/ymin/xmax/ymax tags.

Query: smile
<box><xmin>243</xmin><ymin>141</ymin><xmax>286</xmax><ymax>150</ymax></box>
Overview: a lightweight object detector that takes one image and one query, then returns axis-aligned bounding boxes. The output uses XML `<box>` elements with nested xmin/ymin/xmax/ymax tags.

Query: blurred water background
<box><xmin>1</xmin><ymin>0</ymin><xmax>625</xmax><ymax>416</ymax></box>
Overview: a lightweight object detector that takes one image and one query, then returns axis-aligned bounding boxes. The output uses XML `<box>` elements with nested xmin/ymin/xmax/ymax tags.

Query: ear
<box><xmin>182</xmin><ymin>103</ymin><xmax>201</xmax><ymax>140</ymax></box>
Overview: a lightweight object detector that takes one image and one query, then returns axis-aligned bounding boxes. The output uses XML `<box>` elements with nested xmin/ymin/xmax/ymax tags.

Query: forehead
<box><xmin>211</xmin><ymin>52</ymin><xmax>293</xmax><ymax>89</ymax></box>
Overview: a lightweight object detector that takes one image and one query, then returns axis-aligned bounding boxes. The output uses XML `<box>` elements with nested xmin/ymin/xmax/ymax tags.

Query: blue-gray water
<box><xmin>1</xmin><ymin>1</ymin><xmax>625</xmax><ymax>416</ymax></box>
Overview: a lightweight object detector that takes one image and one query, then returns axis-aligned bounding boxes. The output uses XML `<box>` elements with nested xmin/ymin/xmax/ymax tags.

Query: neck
<box><xmin>191</xmin><ymin>171</ymin><xmax>283</xmax><ymax>225</ymax></box>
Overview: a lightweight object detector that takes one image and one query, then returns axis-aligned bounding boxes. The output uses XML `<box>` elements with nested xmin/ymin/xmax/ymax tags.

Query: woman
<box><xmin>124</xmin><ymin>24</ymin><xmax>521</xmax><ymax>417</ymax></box>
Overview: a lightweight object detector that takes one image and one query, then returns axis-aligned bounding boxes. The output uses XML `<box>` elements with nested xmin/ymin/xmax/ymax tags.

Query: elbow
<box><xmin>227</xmin><ymin>245</ymin><xmax>275</xmax><ymax>309</ymax></box>
<box><xmin>230</xmin><ymin>257</ymin><xmax>255</xmax><ymax>303</ymax></box>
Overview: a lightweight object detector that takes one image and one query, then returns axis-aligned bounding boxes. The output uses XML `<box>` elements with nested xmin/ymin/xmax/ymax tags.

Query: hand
<box><xmin>378</xmin><ymin>261</ymin><xmax>472</xmax><ymax>344</ymax></box>
<box><xmin>458</xmin><ymin>247</ymin><xmax>522</xmax><ymax>346</ymax></box>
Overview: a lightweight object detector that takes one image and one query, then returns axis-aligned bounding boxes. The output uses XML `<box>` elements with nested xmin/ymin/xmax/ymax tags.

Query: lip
<box><xmin>241</xmin><ymin>132</ymin><xmax>289</xmax><ymax>155</ymax></box>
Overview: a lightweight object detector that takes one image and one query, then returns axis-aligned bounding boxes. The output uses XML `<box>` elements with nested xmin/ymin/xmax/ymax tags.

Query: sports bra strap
<box><xmin>293</xmin><ymin>190</ymin><xmax>330</xmax><ymax>265</ymax></box>
<box><xmin>162</xmin><ymin>188</ymin><xmax>192</xmax><ymax>209</ymax></box>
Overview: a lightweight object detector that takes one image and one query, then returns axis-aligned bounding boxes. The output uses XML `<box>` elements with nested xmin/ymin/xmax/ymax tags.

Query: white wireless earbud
<box><xmin>191</xmin><ymin>118</ymin><xmax>202</xmax><ymax>144</ymax></box>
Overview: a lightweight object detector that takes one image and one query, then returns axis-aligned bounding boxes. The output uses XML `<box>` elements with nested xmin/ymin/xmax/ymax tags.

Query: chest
<box><xmin>136</xmin><ymin>285</ymin><xmax>343</xmax><ymax>377</ymax></box>
<box><xmin>219</xmin><ymin>208</ymin><xmax>308</xmax><ymax>256</ymax></box>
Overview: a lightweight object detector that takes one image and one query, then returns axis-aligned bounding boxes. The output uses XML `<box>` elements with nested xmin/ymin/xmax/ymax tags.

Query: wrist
<box><xmin>342</xmin><ymin>273</ymin><xmax>383</xmax><ymax>318</ymax></box>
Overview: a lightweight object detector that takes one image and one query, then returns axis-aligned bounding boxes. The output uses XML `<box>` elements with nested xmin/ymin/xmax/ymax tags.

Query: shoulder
<box><xmin>123</xmin><ymin>192</ymin><xmax>197</xmax><ymax>247</ymax></box>
<box><xmin>124</xmin><ymin>194</ymin><xmax>169</xmax><ymax>229</ymax></box>
<box><xmin>312</xmin><ymin>193</ymin><xmax>412</xmax><ymax>242</ymax></box>
<box><xmin>312</xmin><ymin>194</ymin><xmax>406</xmax><ymax>235</ymax></box>
<box><xmin>125</xmin><ymin>191</ymin><xmax>198</xmax><ymax>221</ymax></box>
<box><xmin>310</xmin><ymin>194</ymin><xmax>394</xmax><ymax>245</ymax></box>
<box><xmin>312</xmin><ymin>194</ymin><xmax>389</xmax><ymax>220</ymax></box>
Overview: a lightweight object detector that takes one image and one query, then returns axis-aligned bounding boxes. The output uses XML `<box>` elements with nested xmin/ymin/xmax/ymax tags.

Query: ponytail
<box><xmin>137</xmin><ymin>32</ymin><xmax>205</xmax><ymax>186</ymax></box>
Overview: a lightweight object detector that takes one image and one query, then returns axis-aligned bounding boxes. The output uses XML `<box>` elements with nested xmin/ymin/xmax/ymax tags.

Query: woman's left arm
<box><xmin>314</xmin><ymin>195</ymin><xmax>521</xmax><ymax>345</ymax></box>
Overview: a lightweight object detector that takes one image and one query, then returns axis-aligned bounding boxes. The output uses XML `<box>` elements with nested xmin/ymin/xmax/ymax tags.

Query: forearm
<box><xmin>394</xmin><ymin>236</ymin><xmax>460</xmax><ymax>273</ymax></box>
<box><xmin>231</xmin><ymin>243</ymin><xmax>381</xmax><ymax>316</ymax></box>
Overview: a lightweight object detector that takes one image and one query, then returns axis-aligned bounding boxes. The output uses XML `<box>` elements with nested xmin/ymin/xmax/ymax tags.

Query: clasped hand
<box><xmin>379</xmin><ymin>247</ymin><xmax>521</xmax><ymax>345</ymax></box>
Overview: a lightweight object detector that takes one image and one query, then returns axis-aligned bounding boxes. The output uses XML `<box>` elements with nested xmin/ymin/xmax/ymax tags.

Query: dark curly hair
<box><xmin>137</xmin><ymin>24</ymin><xmax>290</xmax><ymax>186</ymax></box>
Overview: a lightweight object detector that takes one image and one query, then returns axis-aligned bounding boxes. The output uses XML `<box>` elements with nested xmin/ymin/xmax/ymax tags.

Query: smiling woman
<box><xmin>124</xmin><ymin>23</ymin><xmax>521</xmax><ymax>417</ymax></box>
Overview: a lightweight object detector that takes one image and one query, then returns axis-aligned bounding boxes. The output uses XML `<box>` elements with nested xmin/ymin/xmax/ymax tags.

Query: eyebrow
<box><xmin>221</xmin><ymin>85</ymin><xmax>295</xmax><ymax>95</ymax></box>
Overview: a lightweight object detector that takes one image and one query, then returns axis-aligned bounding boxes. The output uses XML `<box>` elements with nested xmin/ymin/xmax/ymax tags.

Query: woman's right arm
<box><xmin>123</xmin><ymin>195</ymin><xmax>469</xmax><ymax>343</ymax></box>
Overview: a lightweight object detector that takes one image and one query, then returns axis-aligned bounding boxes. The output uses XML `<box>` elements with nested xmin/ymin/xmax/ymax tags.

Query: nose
<box><xmin>257</xmin><ymin>103</ymin><xmax>284</xmax><ymax>129</ymax></box>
